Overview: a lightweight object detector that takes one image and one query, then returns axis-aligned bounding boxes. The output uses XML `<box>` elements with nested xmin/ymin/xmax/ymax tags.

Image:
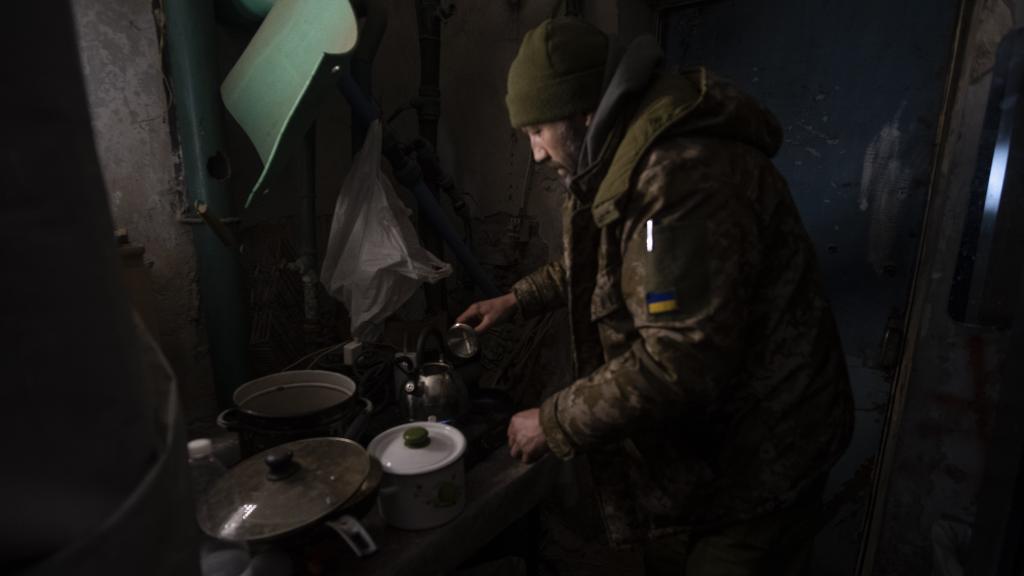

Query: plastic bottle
<box><xmin>188</xmin><ymin>438</ymin><xmax>251</xmax><ymax>576</ymax></box>
<box><xmin>188</xmin><ymin>438</ymin><xmax>227</xmax><ymax>506</ymax></box>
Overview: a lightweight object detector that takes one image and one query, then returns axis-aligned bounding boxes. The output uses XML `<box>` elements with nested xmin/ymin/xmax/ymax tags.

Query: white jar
<box><xmin>367</xmin><ymin>422</ymin><xmax>466</xmax><ymax>530</ymax></box>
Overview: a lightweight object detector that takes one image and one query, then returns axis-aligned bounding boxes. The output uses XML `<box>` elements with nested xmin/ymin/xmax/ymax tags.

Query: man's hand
<box><xmin>507</xmin><ymin>408</ymin><xmax>548</xmax><ymax>464</ymax></box>
<box><xmin>456</xmin><ymin>292</ymin><xmax>518</xmax><ymax>333</ymax></box>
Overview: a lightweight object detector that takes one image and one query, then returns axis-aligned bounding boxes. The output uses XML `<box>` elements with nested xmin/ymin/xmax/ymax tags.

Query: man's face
<box><xmin>522</xmin><ymin>115</ymin><xmax>590</xmax><ymax>187</ymax></box>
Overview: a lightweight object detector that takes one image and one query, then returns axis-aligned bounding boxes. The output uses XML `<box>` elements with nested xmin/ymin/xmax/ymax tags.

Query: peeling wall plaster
<box><xmin>71</xmin><ymin>0</ymin><xmax>215</xmax><ymax>418</ymax></box>
<box><xmin>860</xmin><ymin>101</ymin><xmax>915</xmax><ymax>274</ymax></box>
<box><xmin>968</xmin><ymin>0</ymin><xmax>1015</xmax><ymax>82</ymax></box>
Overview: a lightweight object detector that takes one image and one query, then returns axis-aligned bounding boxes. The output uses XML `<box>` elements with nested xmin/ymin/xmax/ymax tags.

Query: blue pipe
<box><xmin>338</xmin><ymin>71</ymin><xmax>500</xmax><ymax>298</ymax></box>
<box><xmin>349</xmin><ymin>0</ymin><xmax>389</xmax><ymax>151</ymax></box>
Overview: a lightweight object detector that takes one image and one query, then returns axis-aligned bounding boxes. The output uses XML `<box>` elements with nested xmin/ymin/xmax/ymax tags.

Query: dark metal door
<box><xmin>658</xmin><ymin>1</ymin><xmax>963</xmax><ymax>573</ymax></box>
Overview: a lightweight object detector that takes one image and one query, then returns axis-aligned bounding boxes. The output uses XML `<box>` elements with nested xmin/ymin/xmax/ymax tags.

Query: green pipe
<box><xmin>165</xmin><ymin>0</ymin><xmax>251</xmax><ymax>408</ymax></box>
<box><xmin>214</xmin><ymin>0</ymin><xmax>275</xmax><ymax>28</ymax></box>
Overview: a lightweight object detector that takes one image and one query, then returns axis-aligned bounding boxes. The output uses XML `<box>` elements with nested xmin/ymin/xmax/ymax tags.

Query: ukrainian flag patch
<box><xmin>646</xmin><ymin>290</ymin><xmax>679</xmax><ymax>315</ymax></box>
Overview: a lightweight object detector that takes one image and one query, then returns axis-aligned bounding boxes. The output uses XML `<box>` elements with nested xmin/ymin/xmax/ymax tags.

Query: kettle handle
<box><xmin>416</xmin><ymin>327</ymin><xmax>445</xmax><ymax>366</ymax></box>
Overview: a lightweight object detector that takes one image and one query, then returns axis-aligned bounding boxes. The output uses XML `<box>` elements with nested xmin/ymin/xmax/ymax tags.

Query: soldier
<box><xmin>457</xmin><ymin>18</ymin><xmax>854</xmax><ymax>575</ymax></box>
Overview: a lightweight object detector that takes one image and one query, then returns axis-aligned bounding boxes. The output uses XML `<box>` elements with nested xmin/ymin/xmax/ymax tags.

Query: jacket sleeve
<box><xmin>511</xmin><ymin>260</ymin><xmax>568</xmax><ymax>318</ymax></box>
<box><xmin>540</xmin><ymin>147</ymin><xmax>761</xmax><ymax>459</ymax></box>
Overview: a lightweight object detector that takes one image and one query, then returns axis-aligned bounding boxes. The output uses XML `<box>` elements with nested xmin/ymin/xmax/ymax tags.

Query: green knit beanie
<box><xmin>506</xmin><ymin>18</ymin><xmax>609</xmax><ymax>128</ymax></box>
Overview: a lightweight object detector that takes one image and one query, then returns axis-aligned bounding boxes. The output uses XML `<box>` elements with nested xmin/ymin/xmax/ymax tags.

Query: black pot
<box><xmin>217</xmin><ymin>370</ymin><xmax>369</xmax><ymax>457</ymax></box>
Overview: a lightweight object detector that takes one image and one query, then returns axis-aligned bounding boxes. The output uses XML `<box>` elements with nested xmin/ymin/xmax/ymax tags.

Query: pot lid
<box><xmin>367</xmin><ymin>422</ymin><xmax>466</xmax><ymax>476</ymax></box>
<box><xmin>197</xmin><ymin>437</ymin><xmax>369</xmax><ymax>542</ymax></box>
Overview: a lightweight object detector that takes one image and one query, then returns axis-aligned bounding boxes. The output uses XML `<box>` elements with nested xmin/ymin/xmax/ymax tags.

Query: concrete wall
<box><xmin>71</xmin><ymin>0</ymin><xmax>216</xmax><ymax>419</ymax></box>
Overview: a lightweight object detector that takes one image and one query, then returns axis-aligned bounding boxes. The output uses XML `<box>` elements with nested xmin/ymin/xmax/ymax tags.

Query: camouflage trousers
<box><xmin>642</xmin><ymin>477</ymin><xmax>826</xmax><ymax>576</ymax></box>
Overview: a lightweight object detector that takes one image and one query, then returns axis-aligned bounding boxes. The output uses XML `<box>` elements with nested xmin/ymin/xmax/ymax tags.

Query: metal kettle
<box><xmin>400</xmin><ymin>327</ymin><xmax>468</xmax><ymax>422</ymax></box>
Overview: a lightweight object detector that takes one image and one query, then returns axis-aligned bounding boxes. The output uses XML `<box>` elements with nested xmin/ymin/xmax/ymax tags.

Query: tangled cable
<box><xmin>352</xmin><ymin>342</ymin><xmax>400</xmax><ymax>414</ymax></box>
<box><xmin>278</xmin><ymin>340</ymin><xmax>405</xmax><ymax>416</ymax></box>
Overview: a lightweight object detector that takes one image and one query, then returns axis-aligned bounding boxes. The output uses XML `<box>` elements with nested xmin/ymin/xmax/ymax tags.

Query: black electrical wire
<box><xmin>352</xmin><ymin>342</ymin><xmax>399</xmax><ymax>414</ymax></box>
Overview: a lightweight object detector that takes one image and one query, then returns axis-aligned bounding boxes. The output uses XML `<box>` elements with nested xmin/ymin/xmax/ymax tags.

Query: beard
<box><xmin>548</xmin><ymin>116</ymin><xmax>588</xmax><ymax>188</ymax></box>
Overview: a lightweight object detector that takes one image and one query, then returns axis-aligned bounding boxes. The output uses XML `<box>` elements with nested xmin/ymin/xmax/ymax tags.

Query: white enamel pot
<box><xmin>367</xmin><ymin>422</ymin><xmax>466</xmax><ymax>530</ymax></box>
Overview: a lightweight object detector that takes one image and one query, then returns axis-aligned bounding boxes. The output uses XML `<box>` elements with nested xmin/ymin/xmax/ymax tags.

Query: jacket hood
<box><xmin>577</xmin><ymin>35</ymin><xmax>663</xmax><ymax>174</ymax></box>
<box><xmin>663</xmin><ymin>70</ymin><xmax>783</xmax><ymax>158</ymax></box>
<box><xmin>581</xmin><ymin>56</ymin><xmax>783</xmax><ymax>227</ymax></box>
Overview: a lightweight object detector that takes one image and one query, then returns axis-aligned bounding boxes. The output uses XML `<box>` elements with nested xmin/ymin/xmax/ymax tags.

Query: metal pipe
<box><xmin>299</xmin><ymin>125</ymin><xmax>321</xmax><ymax>342</ymax></box>
<box><xmin>411</xmin><ymin>139</ymin><xmax>476</xmax><ymax>290</ymax></box>
<box><xmin>194</xmin><ymin>202</ymin><xmax>240</xmax><ymax>248</ymax></box>
<box><xmin>165</xmin><ymin>0</ymin><xmax>251</xmax><ymax>408</ymax></box>
<box><xmin>350</xmin><ymin>0</ymin><xmax>389</xmax><ymax>152</ymax></box>
<box><xmin>415</xmin><ymin>0</ymin><xmax>447</xmax><ymax>312</ymax></box>
<box><xmin>338</xmin><ymin>71</ymin><xmax>500</xmax><ymax>298</ymax></box>
<box><xmin>299</xmin><ymin>124</ymin><xmax>318</xmax><ymax>280</ymax></box>
<box><xmin>415</xmin><ymin>0</ymin><xmax>442</xmax><ymax>147</ymax></box>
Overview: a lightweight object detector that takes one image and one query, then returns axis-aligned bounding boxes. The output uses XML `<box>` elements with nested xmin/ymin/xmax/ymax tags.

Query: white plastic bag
<box><xmin>320</xmin><ymin>121</ymin><xmax>451</xmax><ymax>339</ymax></box>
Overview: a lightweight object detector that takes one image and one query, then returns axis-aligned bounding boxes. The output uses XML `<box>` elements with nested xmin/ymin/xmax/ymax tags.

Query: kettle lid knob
<box><xmin>403</xmin><ymin>426</ymin><xmax>431</xmax><ymax>448</ymax></box>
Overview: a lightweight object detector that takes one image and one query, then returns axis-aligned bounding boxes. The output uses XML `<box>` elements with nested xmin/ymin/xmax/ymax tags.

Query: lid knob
<box><xmin>403</xmin><ymin>426</ymin><xmax>431</xmax><ymax>449</ymax></box>
<box><xmin>264</xmin><ymin>450</ymin><xmax>300</xmax><ymax>481</ymax></box>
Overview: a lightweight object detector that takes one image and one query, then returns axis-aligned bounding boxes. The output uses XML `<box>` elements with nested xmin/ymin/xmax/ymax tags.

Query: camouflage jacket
<box><xmin>511</xmin><ymin>68</ymin><xmax>854</xmax><ymax>547</ymax></box>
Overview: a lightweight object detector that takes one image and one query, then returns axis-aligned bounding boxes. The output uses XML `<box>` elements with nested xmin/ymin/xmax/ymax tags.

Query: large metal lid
<box><xmin>197</xmin><ymin>437</ymin><xmax>369</xmax><ymax>542</ymax></box>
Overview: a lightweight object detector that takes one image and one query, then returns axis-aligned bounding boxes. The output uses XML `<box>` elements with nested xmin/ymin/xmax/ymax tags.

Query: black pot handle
<box><xmin>323</xmin><ymin>515</ymin><xmax>377</xmax><ymax>557</ymax></box>
<box><xmin>343</xmin><ymin>398</ymin><xmax>374</xmax><ymax>443</ymax></box>
<box><xmin>217</xmin><ymin>407</ymin><xmax>242</xmax><ymax>431</ymax></box>
<box><xmin>416</xmin><ymin>327</ymin><xmax>445</xmax><ymax>366</ymax></box>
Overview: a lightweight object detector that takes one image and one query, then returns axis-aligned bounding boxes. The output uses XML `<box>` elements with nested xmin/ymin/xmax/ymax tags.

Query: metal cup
<box><xmin>445</xmin><ymin>323</ymin><xmax>479</xmax><ymax>359</ymax></box>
